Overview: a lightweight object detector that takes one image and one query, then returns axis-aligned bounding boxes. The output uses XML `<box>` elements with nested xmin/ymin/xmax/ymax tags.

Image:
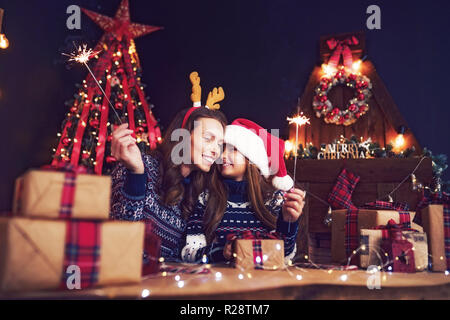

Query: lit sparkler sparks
<box><xmin>62</xmin><ymin>44</ymin><xmax>123</xmax><ymax>124</ymax></box>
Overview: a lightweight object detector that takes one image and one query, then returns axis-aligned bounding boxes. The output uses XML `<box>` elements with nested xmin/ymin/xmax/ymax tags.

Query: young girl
<box><xmin>182</xmin><ymin>118</ymin><xmax>305</xmax><ymax>264</ymax></box>
<box><xmin>110</xmin><ymin>72</ymin><xmax>227</xmax><ymax>261</ymax></box>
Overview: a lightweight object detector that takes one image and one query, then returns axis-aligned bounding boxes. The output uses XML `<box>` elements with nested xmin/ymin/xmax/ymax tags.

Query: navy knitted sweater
<box><xmin>181</xmin><ymin>179</ymin><xmax>299</xmax><ymax>264</ymax></box>
<box><xmin>110</xmin><ymin>154</ymin><xmax>186</xmax><ymax>261</ymax></box>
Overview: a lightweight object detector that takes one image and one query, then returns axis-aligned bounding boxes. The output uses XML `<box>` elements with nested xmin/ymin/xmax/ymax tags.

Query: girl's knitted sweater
<box><xmin>110</xmin><ymin>154</ymin><xmax>186</xmax><ymax>261</ymax></box>
<box><xmin>181</xmin><ymin>179</ymin><xmax>298</xmax><ymax>264</ymax></box>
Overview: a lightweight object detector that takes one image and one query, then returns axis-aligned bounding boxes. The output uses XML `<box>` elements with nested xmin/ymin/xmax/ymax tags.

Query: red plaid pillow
<box><xmin>328</xmin><ymin>168</ymin><xmax>360</xmax><ymax>210</ymax></box>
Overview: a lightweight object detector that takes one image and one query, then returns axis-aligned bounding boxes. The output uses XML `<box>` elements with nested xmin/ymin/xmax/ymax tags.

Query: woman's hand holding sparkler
<box><xmin>282</xmin><ymin>188</ymin><xmax>305</xmax><ymax>223</ymax></box>
<box><xmin>111</xmin><ymin>123</ymin><xmax>145</xmax><ymax>174</ymax></box>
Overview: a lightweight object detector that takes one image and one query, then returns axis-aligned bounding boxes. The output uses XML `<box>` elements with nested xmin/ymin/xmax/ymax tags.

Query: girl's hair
<box><xmin>203</xmin><ymin>158</ymin><xmax>277</xmax><ymax>244</ymax></box>
<box><xmin>151</xmin><ymin>107</ymin><xmax>227</xmax><ymax>219</ymax></box>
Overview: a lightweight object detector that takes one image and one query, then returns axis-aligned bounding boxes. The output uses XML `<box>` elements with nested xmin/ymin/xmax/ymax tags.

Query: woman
<box><xmin>110</xmin><ymin>72</ymin><xmax>227</xmax><ymax>261</ymax></box>
<box><xmin>182</xmin><ymin>118</ymin><xmax>305</xmax><ymax>264</ymax></box>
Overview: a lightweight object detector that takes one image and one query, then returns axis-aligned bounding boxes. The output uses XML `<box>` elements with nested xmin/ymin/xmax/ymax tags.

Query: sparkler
<box><xmin>286</xmin><ymin>108</ymin><xmax>310</xmax><ymax>232</ymax></box>
<box><xmin>63</xmin><ymin>44</ymin><xmax>123</xmax><ymax>124</ymax></box>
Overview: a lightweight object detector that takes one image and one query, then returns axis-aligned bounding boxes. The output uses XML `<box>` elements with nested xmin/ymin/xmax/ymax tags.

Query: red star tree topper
<box><xmin>52</xmin><ymin>0</ymin><xmax>162</xmax><ymax>174</ymax></box>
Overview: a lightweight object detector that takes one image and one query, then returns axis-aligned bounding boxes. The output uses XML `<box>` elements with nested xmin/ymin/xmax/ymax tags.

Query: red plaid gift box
<box><xmin>0</xmin><ymin>217</ymin><xmax>144</xmax><ymax>292</ymax></box>
<box><xmin>12</xmin><ymin>165</ymin><xmax>111</xmax><ymax>220</ymax></box>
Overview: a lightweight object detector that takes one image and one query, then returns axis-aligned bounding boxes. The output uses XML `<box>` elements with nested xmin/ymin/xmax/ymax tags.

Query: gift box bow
<box><xmin>226</xmin><ymin>230</ymin><xmax>283</xmax><ymax>242</ymax></box>
<box><xmin>373</xmin><ymin>219</ymin><xmax>419</xmax><ymax>240</ymax></box>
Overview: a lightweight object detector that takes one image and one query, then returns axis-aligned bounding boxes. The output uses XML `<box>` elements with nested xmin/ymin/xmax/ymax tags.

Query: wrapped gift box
<box><xmin>331</xmin><ymin>209</ymin><xmax>416</xmax><ymax>263</ymax></box>
<box><xmin>234</xmin><ymin>239</ymin><xmax>285</xmax><ymax>270</ymax></box>
<box><xmin>0</xmin><ymin>217</ymin><xmax>144</xmax><ymax>292</ymax></box>
<box><xmin>420</xmin><ymin>204</ymin><xmax>449</xmax><ymax>272</ymax></box>
<box><xmin>359</xmin><ymin>224</ymin><xmax>427</xmax><ymax>271</ymax></box>
<box><xmin>12</xmin><ymin>169</ymin><xmax>111</xmax><ymax>220</ymax></box>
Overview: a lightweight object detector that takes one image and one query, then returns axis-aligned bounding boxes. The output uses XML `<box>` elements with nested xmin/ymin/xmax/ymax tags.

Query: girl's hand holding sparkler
<box><xmin>282</xmin><ymin>188</ymin><xmax>305</xmax><ymax>222</ymax></box>
<box><xmin>111</xmin><ymin>123</ymin><xmax>145</xmax><ymax>174</ymax></box>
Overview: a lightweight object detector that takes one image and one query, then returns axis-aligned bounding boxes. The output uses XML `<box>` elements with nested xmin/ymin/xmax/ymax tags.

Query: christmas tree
<box><xmin>52</xmin><ymin>0</ymin><xmax>162</xmax><ymax>175</ymax></box>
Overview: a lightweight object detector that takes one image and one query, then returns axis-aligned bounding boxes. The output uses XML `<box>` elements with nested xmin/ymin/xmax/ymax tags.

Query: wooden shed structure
<box><xmin>286</xmin><ymin>32</ymin><xmax>432</xmax><ymax>263</ymax></box>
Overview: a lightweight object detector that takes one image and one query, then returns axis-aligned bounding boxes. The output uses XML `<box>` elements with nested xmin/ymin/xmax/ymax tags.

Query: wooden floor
<box><xmin>2</xmin><ymin>263</ymin><xmax>450</xmax><ymax>300</ymax></box>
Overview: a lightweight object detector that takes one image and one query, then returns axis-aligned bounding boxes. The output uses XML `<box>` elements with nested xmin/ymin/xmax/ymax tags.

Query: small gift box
<box><xmin>0</xmin><ymin>217</ymin><xmax>144</xmax><ymax>292</ymax></box>
<box><xmin>228</xmin><ymin>231</ymin><xmax>285</xmax><ymax>270</ymax></box>
<box><xmin>420</xmin><ymin>203</ymin><xmax>450</xmax><ymax>272</ymax></box>
<box><xmin>12</xmin><ymin>167</ymin><xmax>111</xmax><ymax>220</ymax></box>
<box><xmin>380</xmin><ymin>227</ymin><xmax>415</xmax><ymax>273</ymax></box>
<box><xmin>360</xmin><ymin>220</ymin><xmax>427</xmax><ymax>271</ymax></box>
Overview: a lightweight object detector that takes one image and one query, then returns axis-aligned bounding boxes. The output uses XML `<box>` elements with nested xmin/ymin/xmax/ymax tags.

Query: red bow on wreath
<box><xmin>326</xmin><ymin>36</ymin><xmax>359</xmax><ymax>70</ymax></box>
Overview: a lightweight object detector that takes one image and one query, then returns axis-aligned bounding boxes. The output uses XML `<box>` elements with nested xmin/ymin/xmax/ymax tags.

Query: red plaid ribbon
<box><xmin>374</xmin><ymin>219</ymin><xmax>418</xmax><ymax>239</ymax></box>
<box><xmin>61</xmin><ymin>221</ymin><xmax>101</xmax><ymax>289</ymax></box>
<box><xmin>226</xmin><ymin>231</ymin><xmax>282</xmax><ymax>270</ymax></box>
<box><xmin>142</xmin><ymin>219</ymin><xmax>162</xmax><ymax>276</ymax></box>
<box><xmin>41</xmin><ymin>164</ymin><xmax>89</xmax><ymax>219</ymax></box>
<box><xmin>362</xmin><ymin>201</ymin><xmax>410</xmax><ymax>211</ymax></box>
<box><xmin>328</xmin><ymin>168</ymin><xmax>360</xmax><ymax>210</ymax></box>
<box><xmin>416</xmin><ymin>191</ymin><xmax>450</xmax><ymax>268</ymax></box>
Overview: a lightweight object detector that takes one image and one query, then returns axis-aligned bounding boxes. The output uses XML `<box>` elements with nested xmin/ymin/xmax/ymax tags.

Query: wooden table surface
<box><xmin>2</xmin><ymin>263</ymin><xmax>450</xmax><ymax>300</ymax></box>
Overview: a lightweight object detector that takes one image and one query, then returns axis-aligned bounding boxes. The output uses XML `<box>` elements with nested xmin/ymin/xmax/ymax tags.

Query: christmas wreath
<box><xmin>313</xmin><ymin>66</ymin><xmax>372</xmax><ymax>126</ymax></box>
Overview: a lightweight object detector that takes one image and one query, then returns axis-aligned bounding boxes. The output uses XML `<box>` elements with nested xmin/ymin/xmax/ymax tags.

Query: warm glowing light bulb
<box><xmin>321</xmin><ymin>63</ymin><xmax>336</xmax><ymax>77</ymax></box>
<box><xmin>352</xmin><ymin>60</ymin><xmax>362</xmax><ymax>72</ymax></box>
<box><xmin>285</xmin><ymin>140</ymin><xmax>293</xmax><ymax>153</ymax></box>
<box><xmin>394</xmin><ymin>134</ymin><xmax>405</xmax><ymax>149</ymax></box>
<box><xmin>0</xmin><ymin>34</ymin><xmax>9</xmax><ymax>49</ymax></box>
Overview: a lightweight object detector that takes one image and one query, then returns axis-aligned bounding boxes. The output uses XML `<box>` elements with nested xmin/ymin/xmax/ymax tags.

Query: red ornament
<box><xmin>357</xmin><ymin>93</ymin><xmax>365</xmax><ymax>101</ymax></box>
<box><xmin>332</xmin><ymin>107</ymin><xmax>340</xmax><ymax>115</ymax></box>
<box><xmin>320</xmin><ymin>83</ymin><xmax>328</xmax><ymax>91</ymax></box>
<box><xmin>62</xmin><ymin>137</ymin><xmax>70</xmax><ymax>146</ymax></box>
<box><xmin>135</xmin><ymin>126</ymin><xmax>145</xmax><ymax>134</ymax></box>
<box><xmin>90</xmin><ymin>119</ymin><xmax>100</xmax><ymax>128</ymax></box>
<box><xmin>70</xmin><ymin>106</ymin><xmax>78</xmax><ymax>113</ymax></box>
<box><xmin>348</xmin><ymin>74</ymin><xmax>357</xmax><ymax>81</ymax></box>
<box><xmin>348</xmin><ymin>104</ymin><xmax>357</xmax><ymax>112</ymax></box>
<box><xmin>82</xmin><ymin>153</ymin><xmax>90</xmax><ymax>160</ymax></box>
<box><xmin>320</xmin><ymin>95</ymin><xmax>328</xmax><ymax>103</ymax></box>
<box><xmin>360</xmin><ymin>105</ymin><xmax>367</xmax><ymax>112</ymax></box>
<box><xmin>115</xmin><ymin>102</ymin><xmax>123</xmax><ymax>110</ymax></box>
<box><xmin>107</xmin><ymin>135</ymin><xmax>113</xmax><ymax>142</ymax></box>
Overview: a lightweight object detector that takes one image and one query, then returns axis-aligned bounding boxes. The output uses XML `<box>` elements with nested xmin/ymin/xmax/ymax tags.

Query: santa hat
<box><xmin>224</xmin><ymin>118</ymin><xmax>294</xmax><ymax>191</ymax></box>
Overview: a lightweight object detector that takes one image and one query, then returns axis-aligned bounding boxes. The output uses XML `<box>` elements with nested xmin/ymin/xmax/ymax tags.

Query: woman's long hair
<box><xmin>203</xmin><ymin>159</ymin><xmax>277</xmax><ymax>244</ymax></box>
<box><xmin>151</xmin><ymin>107</ymin><xmax>227</xmax><ymax>219</ymax></box>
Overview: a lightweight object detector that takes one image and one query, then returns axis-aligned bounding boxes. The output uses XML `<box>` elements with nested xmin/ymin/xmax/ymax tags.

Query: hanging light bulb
<box><xmin>0</xmin><ymin>8</ymin><xmax>9</xmax><ymax>49</ymax></box>
<box><xmin>323</xmin><ymin>206</ymin><xmax>333</xmax><ymax>227</ymax></box>
<box><xmin>0</xmin><ymin>33</ymin><xmax>8</xmax><ymax>49</ymax></box>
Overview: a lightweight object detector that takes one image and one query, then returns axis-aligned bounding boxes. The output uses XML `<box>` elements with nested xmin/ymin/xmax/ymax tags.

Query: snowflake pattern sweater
<box><xmin>181</xmin><ymin>179</ymin><xmax>298</xmax><ymax>264</ymax></box>
<box><xmin>110</xmin><ymin>154</ymin><xmax>186</xmax><ymax>261</ymax></box>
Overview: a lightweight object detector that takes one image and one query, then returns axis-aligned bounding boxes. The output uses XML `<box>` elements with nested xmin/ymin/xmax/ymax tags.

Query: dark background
<box><xmin>0</xmin><ymin>0</ymin><xmax>449</xmax><ymax>211</ymax></box>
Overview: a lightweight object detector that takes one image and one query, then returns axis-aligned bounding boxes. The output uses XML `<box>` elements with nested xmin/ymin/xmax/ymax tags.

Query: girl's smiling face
<box><xmin>220</xmin><ymin>144</ymin><xmax>247</xmax><ymax>181</ymax></box>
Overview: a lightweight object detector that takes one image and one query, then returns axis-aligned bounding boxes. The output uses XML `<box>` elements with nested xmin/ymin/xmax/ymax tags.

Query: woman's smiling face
<box><xmin>190</xmin><ymin>117</ymin><xmax>224</xmax><ymax>172</ymax></box>
<box><xmin>220</xmin><ymin>144</ymin><xmax>247</xmax><ymax>181</ymax></box>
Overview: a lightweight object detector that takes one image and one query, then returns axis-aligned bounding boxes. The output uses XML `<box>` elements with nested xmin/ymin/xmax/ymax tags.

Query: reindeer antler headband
<box><xmin>181</xmin><ymin>71</ymin><xmax>225</xmax><ymax>128</ymax></box>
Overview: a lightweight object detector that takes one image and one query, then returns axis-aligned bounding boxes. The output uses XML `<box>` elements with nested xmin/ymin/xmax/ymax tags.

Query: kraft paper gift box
<box><xmin>331</xmin><ymin>209</ymin><xmax>416</xmax><ymax>264</ymax></box>
<box><xmin>420</xmin><ymin>204</ymin><xmax>450</xmax><ymax>272</ymax></box>
<box><xmin>234</xmin><ymin>239</ymin><xmax>285</xmax><ymax>270</ymax></box>
<box><xmin>12</xmin><ymin>169</ymin><xmax>111</xmax><ymax>220</ymax></box>
<box><xmin>359</xmin><ymin>223</ymin><xmax>428</xmax><ymax>271</ymax></box>
<box><xmin>0</xmin><ymin>217</ymin><xmax>144</xmax><ymax>292</ymax></box>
